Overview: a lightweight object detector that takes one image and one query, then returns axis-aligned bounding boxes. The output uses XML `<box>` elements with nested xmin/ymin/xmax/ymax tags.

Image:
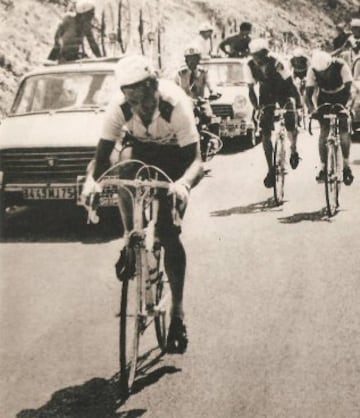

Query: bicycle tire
<box><xmin>154</xmin><ymin>247</ymin><xmax>170</xmax><ymax>351</ymax></box>
<box><xmin>119</xmin><ymin>247</ymin><xmax>142</xmax><ymax>394</ymax></box>
<box><xmin>273</xmin><ymin>137</ymin><xmax>285</xmax><ymax>205</ymax></box>
<box><xmin>325</xmin><ymin>143</ymin><xmax>339</xmax><ymax>217</ymax></box>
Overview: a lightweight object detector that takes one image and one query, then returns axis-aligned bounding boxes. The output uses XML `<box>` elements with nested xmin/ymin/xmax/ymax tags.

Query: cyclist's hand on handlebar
<box><xmin>81</xmin><ymin>175</ymin><xmax>102</xmax><ymax>206</ymax></box>
<box><xmin>168</xmin><ymin>180</ymin><xmax>190</xmax><ymax>204</ymax></box>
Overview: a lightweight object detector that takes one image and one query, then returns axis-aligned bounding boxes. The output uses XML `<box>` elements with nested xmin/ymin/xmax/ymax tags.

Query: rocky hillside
<box><xmin>0</xmin><ymin>0</ymin><xmax>358</xmax><ymax>115</ymax></box>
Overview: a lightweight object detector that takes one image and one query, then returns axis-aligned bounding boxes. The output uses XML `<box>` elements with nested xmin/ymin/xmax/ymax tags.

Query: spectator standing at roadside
<box><xmin>48</xmin><ymin>0</ymin><xmax>101</xmax><ymax>62</ymax></box>
<box><xmin>218</xmin><ymin>21</ymin><xmax>252</xmax><ymax>58</ymax></box>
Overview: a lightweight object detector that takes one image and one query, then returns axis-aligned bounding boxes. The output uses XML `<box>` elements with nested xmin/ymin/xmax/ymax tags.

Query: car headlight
<box><xmin>232</xmin><ymin>95</ymin><xmax>248</xmax><ymax>116</ymax></box>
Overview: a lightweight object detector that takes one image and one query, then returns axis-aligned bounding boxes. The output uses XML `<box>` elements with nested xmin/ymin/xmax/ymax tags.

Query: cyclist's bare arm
<box><xmin>178</xmin><ymin>142</ymin><xmax>204</xmax><ymax>189</ymax></box>
<box><xmin>248</xmin><ymin>84</ymin><xmax>259</xmax><ymax>109</ymax></box>
<box><xmin>93</xmin><ymin>138</ymin><xmax>116</xmax><ymax>180</ymax></box>
<box><xmin>305</xmin><ymin>86</ymin><xmax>316</xmax><ymax>112</ymax></box>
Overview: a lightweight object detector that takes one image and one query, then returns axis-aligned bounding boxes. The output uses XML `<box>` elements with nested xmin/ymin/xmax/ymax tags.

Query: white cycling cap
<box><xmin>115</xmin><ymin>55</ymin><xmax>158</xmax><ymax>87</ymax></box>
<box><xmin>184</xmin><ymin>46</ymin><xmax>201</xmax><ymax>56</ymax></box>
<box><xmin>75</xmin><ymin>0</ymin><xmax>95</xmax><ymax>14</ymax></box>
<box><xmin>293</xmin><ymin>47</ymin><xmax>305</xmax><ymax>57</ymax></box>
<box><xmin>351</xmin><ymin>18</ymin><xmax>360</xmax><ymax>27</ymax></box>
<box><xmin>199</xmin><ymin>23</ymin><xmax>213</xmax><ymax>32</ymax></box>
<box><xmin>311</xmin><ymin>50</ymin><xmax>332</xmax><ymax>72</ymax></box>
<box><xmin>249</xmin><ymin>38</ymin><xmax>269</xmax><ymax>54</ymax></box>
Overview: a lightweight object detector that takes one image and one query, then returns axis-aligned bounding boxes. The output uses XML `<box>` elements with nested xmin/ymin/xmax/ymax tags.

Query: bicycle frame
<box><xmin>259</xmin><ymin>103</ymin><xmax>297</xmax><ymax>204</ymax></box>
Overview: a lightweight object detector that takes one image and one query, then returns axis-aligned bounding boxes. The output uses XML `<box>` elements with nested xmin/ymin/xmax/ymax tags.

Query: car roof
<box><xmin>200</xmin><ymin>57</ymin><xmax>248</xmax><ymax>65</ymax></box>
<box><xmin>23</xmin><ymin>56</ymin><xmax>123</xmax><ymax>78</ymax></box>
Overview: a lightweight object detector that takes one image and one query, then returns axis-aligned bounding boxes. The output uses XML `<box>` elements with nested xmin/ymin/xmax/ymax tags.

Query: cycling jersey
<box><xmin>306</xmin><ymin>58</ymin><xmax>352</xmax><ymax>94</ymax></box>
<box><xmin>101</xmin><ymin>79</ymin><xmax>199</xmax><ymax>180</ymax></box>
<box><xmin>174</xmin><ymin>64</ymin><xmax>210</xmax><ymax>98</ymax></box>
<box><xmin>247</xmin><ymin>54</ymin><xmax>295</xmax><ymax>105</ymax></box>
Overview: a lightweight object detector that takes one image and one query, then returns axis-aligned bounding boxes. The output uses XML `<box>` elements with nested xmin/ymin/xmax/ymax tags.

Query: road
<box><xmin>1</xmin><ymin>129</ymin><xmax>360</xmax><ymax>418</ymax></box>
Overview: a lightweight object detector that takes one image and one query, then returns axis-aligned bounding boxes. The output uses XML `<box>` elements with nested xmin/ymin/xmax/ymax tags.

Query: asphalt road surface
<box><xmin>1</xmin><ymin>128</ymin><xmax>360</xmax><ymax>418</ymax></box>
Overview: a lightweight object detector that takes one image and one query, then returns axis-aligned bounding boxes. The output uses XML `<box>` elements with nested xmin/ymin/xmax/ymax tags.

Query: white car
<box><xmin>201</xmin><ymin>57</ymin><xmax>257</xmax><ymax>146</ymax></box>
<box><xmin>0</xmin><ymin>57</ymin><xmax>122</xmax><ymax>233</ymax></box>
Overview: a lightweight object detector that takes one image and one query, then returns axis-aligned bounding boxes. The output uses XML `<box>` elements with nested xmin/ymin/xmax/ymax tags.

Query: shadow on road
<box><xmin>220</xmin><ymin>141</ymin><xmax>258</xmax><ymax>155</ymax></box>
<box><xmin>211</xmin><ymin>198</ymin><xmax>283</xmax><ymax>217</ymax></box>
<box><xmin>278</xmin><ymin>208</ymin><xmax>332</xmax><ymax>224</ymax></box>
<box><xmin>16</xmin><ymin>349</ymin><xmax>181</xmax><ymax>418</ymax></box>
<box><xmin>1</xmin><ymin>205</ymin><xmax>124</xmax><ymax>244</ymax></box>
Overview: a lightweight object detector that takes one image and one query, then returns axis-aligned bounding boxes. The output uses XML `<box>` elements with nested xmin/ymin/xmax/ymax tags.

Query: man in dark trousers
<box><xmin>218</xmin><ymin>21</ymin><xmax>252</xmax><ymax>58</ymax></box>
<box><xmin>49</xmin><ymin>0</ymin><xmax>101</xmax><ymax>62</ymax></box>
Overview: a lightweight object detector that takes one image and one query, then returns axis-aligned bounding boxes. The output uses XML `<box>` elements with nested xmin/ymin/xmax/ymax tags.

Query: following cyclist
<box><xmin>246</xmin><ymin>38</ymin><xmax>302</xmax><ymax>188</ymax></box>
<box><xmin>305</xmin><ymin>50</ymin><xmax>354</xmax><ymax>185</ymax></box>
<box><xmin>81</xmin><ymin>55</ymin><xmax>204</xmax><ymax>354</ymax></box>
<box><xmin>49</xmin><ymin>0</ymin><xmax>101</xmax><ymax>62</ymax></box>
<box><xmin>289</xmin><ymin>47</ymin><xmax>310</xmax><ymax>96</ymax></box>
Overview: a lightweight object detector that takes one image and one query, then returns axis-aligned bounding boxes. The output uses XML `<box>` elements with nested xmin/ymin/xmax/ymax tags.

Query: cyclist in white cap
<box><xmin>50</xmin><ymin>0</ymin><xmax>101</xmax><ymax>62</ymax></box>
<box><xmin>305</xmin><ymin>50</ymin><xmax>354</xmax><ymax>185</ymax></box>
<box><xmin>246</xmin><ymin>38</ymin><xmax>302</xmax><ymax>188</ymax></box>
<box><xmin>82</xmin><ymin>55</ymin><xmax>204</xmax><ymax>354</ymax></box>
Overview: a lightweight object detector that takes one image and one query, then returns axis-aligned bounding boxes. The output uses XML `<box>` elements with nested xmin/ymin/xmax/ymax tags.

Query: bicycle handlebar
<box><xmin>308</xmin><ymin>103</ymin><xmax>351</xmax><ymax>136</ymax></box>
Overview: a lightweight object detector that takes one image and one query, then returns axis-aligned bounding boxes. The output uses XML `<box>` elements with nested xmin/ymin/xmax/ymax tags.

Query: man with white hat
<box><xmin>246</xmin><ymin>38</ymin><xmax>302</xmax><ymax>188</ymax></box>
<box><xmin>82</xmin><ymin>55</ymin><xmax>204</xmax><ymax>354</ymax></box>
<box><xmin>175</xmin><ymin>46</ymin><xmax>214</xmax><ymax>98</ymax></box>
<box><xmin>305</xmin><ymin>50</ymin><xmax>354</xmax><ymax>185</ymax></box>
<box><xmin>193</xmin><ymin>23</ymin><xmax>214</xmax><ymax>58</ymax></box>
<box><xmin>50</xmin><ymin>0</ymin><xmax>101</xmax><ymax>62</ymax></box>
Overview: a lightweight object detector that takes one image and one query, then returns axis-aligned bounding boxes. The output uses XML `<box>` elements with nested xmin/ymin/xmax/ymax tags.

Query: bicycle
<box><xmin>85</xmin><ymin>160</ymin><xmax>178</xmax><ymax>394</ymax></box>
<box><xmin>259</xmin><ymin>102</ymin><xmax>298</xmax><ymax>205</ymax></box>
<box><xmin>309</xmin><ymin>103</ymin><xmax>351</xmax><ymax>217</ymax></box>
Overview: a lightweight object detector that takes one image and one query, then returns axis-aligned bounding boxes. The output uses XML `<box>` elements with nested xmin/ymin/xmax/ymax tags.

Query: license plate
<box><xmin>23</xmin><ymin>186</ymin><xmax>76</xmax><ymax>200</ymax></box>
<box><xmin>220</xmin><ymin>119</ymin><xmax>246</xmax><ymax>137</ymax></box>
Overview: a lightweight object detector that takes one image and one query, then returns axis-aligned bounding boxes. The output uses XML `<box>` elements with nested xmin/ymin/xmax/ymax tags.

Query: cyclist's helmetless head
<box><xmin>249</xmin><ymin>38</ymin><xmax>269</xmax><ymax>66</ymax></box>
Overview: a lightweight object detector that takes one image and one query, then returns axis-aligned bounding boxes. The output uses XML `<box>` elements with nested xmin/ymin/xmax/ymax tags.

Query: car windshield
<box><xmin>354</xmin><ymin>60</ymin><xmax>360</xmax><ymax>80</ymax></box>
<box><xmin>11</xmin><ymin>71</ymin><xmax>115</xmax><ymax>115</ymax></box>
<box><xmin>202</xmin><ymin>62</ymin><xmax>246</xmax><ymax>86</ymax></box>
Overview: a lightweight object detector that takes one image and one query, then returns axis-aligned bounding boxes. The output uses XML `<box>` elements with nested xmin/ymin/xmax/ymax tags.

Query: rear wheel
<box><xmin>273</xmin><ymin>137</ymin><xmax>286</xmax><ymax>205</ymax></box>
<box><xmin>119</xmin><ymin>246</ymin><xmax>141</xmax><ymax>394</ymax></box>
<box><xmin>325</xmin><ymin>143</ymin><xmax>339</xmax><ymax>217</ymax></box>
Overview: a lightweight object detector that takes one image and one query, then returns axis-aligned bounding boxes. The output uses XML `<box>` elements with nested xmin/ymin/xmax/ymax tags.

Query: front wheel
<box><xmin>325</xmin><ymin>143</ymin><xmax>340</xmax><ymax>217</ymax></box>
<box><xmin>119</xmin><ymin>246</ymin><xmax>141</xmax><ymax>394</ymax></box>
<box><xmin>273</xmin><ymin>137</ymin><xmax>286</xmax><ymax>205</ymax></box>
